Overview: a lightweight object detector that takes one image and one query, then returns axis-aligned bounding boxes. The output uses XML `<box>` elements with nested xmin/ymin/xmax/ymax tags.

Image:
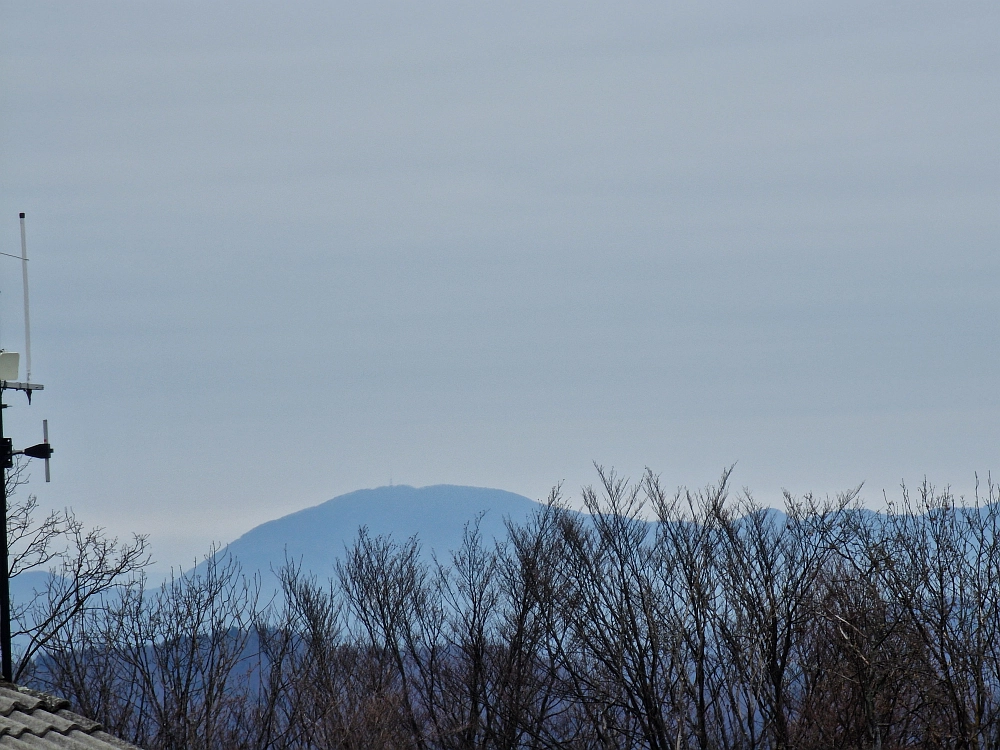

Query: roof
<box><xmin>0</xmin><ymin>683</ymin><xmax>141</xmax><ymax>749</ymax></box>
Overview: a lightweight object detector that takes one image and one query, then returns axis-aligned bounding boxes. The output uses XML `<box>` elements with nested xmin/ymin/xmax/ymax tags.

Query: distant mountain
<box><xmin>214</xmin><ymin>484</ymin><xmax>546</xmax><ymax>586</ymax></box>
<box><xmin>8</xmin><ymin>570</ymin><xmax>53</xmax><ymax>611</ymax></box>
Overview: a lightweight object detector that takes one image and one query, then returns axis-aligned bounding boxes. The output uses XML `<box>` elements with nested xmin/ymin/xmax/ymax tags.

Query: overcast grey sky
<box><xmin>1</xmin><ymin>1</ymin><xmax>997</xmax><ymax>570</ymax></box>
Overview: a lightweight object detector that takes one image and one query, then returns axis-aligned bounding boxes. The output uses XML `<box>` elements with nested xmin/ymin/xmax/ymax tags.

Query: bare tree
<box><xmin>267</xmin><ymin>559</ymin><xmax>413</xmax><ymax>750</ymax></box>
<box><xmin>869</xmin><ymin>479</ymin><xmax>1000</xmax><ymax>750</ymax></box>
<box><xmin>534</xmin><ymin>468</ymin><xmax>678</xmax><ymax>750</ymax></box>
<box><xmin>649</xmin><ymin>469</ymin><xmax>731</xmax><ymax>750</ymax></box>
<box><xmin>712</xmin><ymin>486</ymin><xmax>857</xmax><ymax>750</ymax></box>
<box><xmin>338</xmin><ymin>528</ymin><xmax>440</xmax><ymax>749</ymax></box>
<box><xmin>6</xmin><ymin>457</ymin><xmax>150</xmax><ymax>681</ymax></box>
<box><xmin>490</xmin><ymin>500</ymin><xmax>570</xmax><ymax>749</ymax></box>
<box><xmin>794</xmin><ymin>553</ymin><xmax>929</xmax><ymax>750</ymax></box>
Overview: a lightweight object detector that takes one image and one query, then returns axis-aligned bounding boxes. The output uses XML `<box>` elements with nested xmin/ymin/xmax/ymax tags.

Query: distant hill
<box><xmin>213</xmin><ymin>484</ymin><xmax>546</xmax><ymax>587</ymax></box>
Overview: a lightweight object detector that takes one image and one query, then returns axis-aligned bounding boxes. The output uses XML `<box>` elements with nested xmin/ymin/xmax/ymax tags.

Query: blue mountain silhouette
<box><xmin>215</xmin><ymin>484</ymin><xmax>546</xmax><ymax>585</ymax></box>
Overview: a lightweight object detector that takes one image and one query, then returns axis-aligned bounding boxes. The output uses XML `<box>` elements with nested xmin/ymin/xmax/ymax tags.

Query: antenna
<box><xmin>43</xmin><ymin>420</ymin><xmax>50</xmax><ymax>482</ymax></box>
<box><xmin>0</xmin><ymin>213</ymin><xmax>52</xmax><ymax>682</ymax></box>
<box><xmin>18</xmin><ymin>214</ymin><xmax>30</xmax><ymax>384</ymax></box>
<box><xmin>19</xmin><ymin>422</ymin><xmax>53</xmax><ymax>482</ymax></box>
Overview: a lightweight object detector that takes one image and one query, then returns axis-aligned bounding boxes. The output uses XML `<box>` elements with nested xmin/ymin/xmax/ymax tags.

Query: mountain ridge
<box><xmin>214</xmin><ymin>484</ymin><xmax>547</xmax><ymax>584</ymax></box>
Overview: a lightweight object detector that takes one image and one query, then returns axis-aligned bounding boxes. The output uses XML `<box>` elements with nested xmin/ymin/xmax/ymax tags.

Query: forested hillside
<box><xmin>25</xmin><ymin>470</ymin><xmax>1000</xmax><ymax>750</ymax></box>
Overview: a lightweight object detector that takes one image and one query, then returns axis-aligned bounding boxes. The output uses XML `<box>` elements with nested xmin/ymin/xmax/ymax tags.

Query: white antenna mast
<box><xmin>18</xmin><ymin>213</ymin><xmax>31</xmax><ymax>384</ymax></box>
<box><xmin>0</xmin><ymin>213</ymin><xmax>53</xmax><ymax>683</ymax></box>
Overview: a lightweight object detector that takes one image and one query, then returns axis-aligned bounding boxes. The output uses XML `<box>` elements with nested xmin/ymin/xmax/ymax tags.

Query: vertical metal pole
<box><xmin>0</xmin><ymin>397</ymin><xmax>11</xmax><ymax>682</ymax></box>
<box><xmin>18</xmin><ymin>214</ymin><xmax>30</xmax><ymax>385</ymax></box>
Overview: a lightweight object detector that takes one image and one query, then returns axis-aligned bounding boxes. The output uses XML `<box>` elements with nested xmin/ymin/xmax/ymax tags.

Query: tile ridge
<box><xmin>0</xmin><ymin>717</ymin><xmax>99</xmax><ymax>740</ymax></box>
<box><xmin>0</xmin><ymin>699</ymin><xmax>36</xmax><ymax>718</ymax></box>
<box><xmin>9</xmin><ymin>684</ymin><xmax>71</xmax><ymax>712</ymax></box>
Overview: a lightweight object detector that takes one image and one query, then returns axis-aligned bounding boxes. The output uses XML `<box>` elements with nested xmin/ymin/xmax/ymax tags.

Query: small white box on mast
<box><xmin>0</xmin><ymin>352</ymin><xmax>18</xmax><ymax>381</ymax></box>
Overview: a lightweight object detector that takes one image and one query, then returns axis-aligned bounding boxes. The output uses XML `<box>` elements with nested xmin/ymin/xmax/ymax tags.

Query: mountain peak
<box><xmin>220</xmin><ymin>484</ymin><xmax>543</xmax><ymax>582</ymax></box>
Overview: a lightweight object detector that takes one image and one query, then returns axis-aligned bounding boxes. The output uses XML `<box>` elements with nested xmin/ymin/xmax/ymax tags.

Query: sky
<box><xmin>0</xmin><ymin>1</ymin><xmax>997</xmax><ymax>572</ymax></box>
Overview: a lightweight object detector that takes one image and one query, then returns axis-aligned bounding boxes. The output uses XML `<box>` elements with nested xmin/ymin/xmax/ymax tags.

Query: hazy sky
<box><xmin>1</xmin><ymin>1</ymin><xmax>997</xmax><ymax>571</ymax></box>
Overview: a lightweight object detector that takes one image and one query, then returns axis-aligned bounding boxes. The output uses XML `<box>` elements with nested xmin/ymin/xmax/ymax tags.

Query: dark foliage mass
<box><xmin>23</xmin><ymin>469</ymin><xmax>1000</xmax><ymax>750</ymax></box>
